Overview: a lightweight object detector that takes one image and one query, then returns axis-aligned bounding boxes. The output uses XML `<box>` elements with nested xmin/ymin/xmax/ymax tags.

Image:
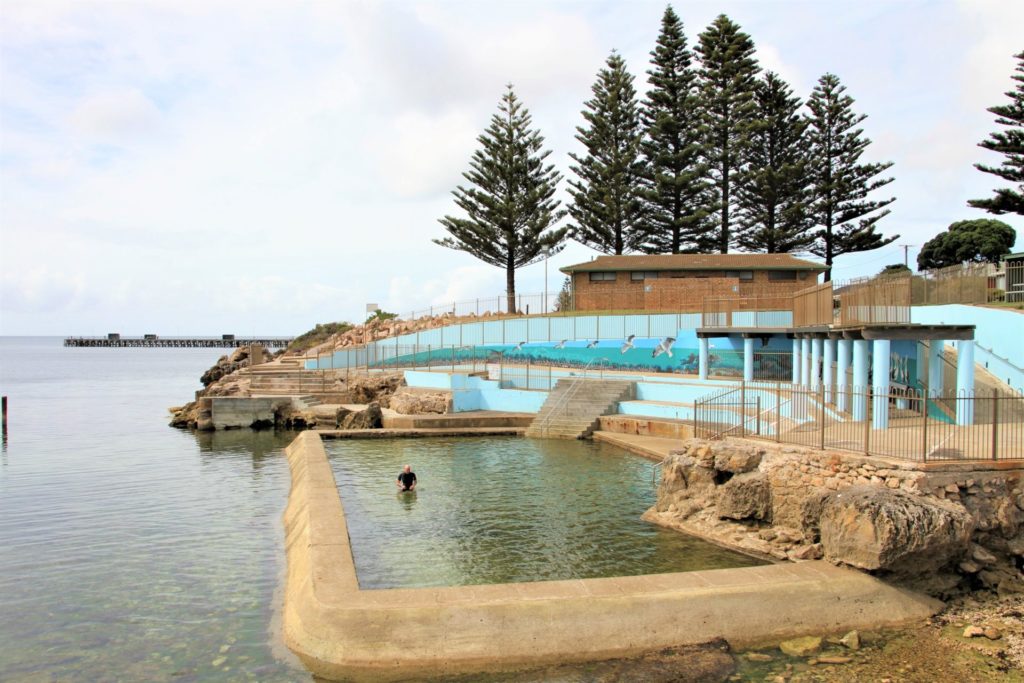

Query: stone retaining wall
<box><xmin>282</xmin><ymin>431</ymin><xmax>941</xmax><ymax>681</ymax></box>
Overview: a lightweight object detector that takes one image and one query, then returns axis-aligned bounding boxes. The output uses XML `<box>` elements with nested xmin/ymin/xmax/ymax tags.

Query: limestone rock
<box><xmin>779</xmin><ymin>636</ymin><xmax>822</xmax><ymax>657</ymax></box>
<box><xmin>818</xmin><ymin>486</ymin><xmax>972</xmax><ymax>575</ymax></box>
<box><xmin>963</xmin><ymin>625</ymin><xmax>984</xmax><ymax>638</ymax></box>
<box><xmin>717</xmin><ymin>472</ymin><xmax>771</xmax><ymax>522</ymax></box>
<box><xmin>713</xmin><ymin>443</ymin><xmax>764</xmax><ymax>474</ymax></box>
<box><xmin>839</xmin><ymin>630</ymin><xmax>860</xmax><ymax>650</ymax></box>
<box><xmin>388</xmin><ymin>389</ymin><xmax>451</xmax><ymax>415</ymax></box>
<box><xmin>337</xmin><ymin>402</ymin><xmax>383</xmax><ymax>430</ymax></box>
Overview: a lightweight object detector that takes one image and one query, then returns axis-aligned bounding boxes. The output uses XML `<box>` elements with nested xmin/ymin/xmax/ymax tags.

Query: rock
<box><xmin>971</xmin><ymin>544</ymin><xmax>998</xmax><ymax>565</ymax></box>
<box><xmin>713</xmin><ymin>444</ymin><xmax>764</xmax><ymax>474</ymax></box>
<box><xmin>958</xmin><ymin>559</ymin><xmax>982</xmax><ymax>574</ymax></box>
<box><xmin>745</xmin><ymin>652</ymin><xmax>774</xmax><ymax>662</ymax></box>
<box><xmin>789</xmin><ymin>543</ymin><xmax>824</xmax><ymax>561</ymax></box>
<box><xmin>818</xmin><ymin>486</ymin><xmax>972</xmax><ymax>576</ymax></box>
<box><xmin>983</xmin><ymin>627</ymin><xmax>1002</xmax><ymax>640</ymax></box>
<box><xmin>963</xmin><ymin>625</ymin><xmax>985</xmax><ymax>638</ymax></box>
<box><xmin>839</xmin><ymin>630</ymin><xmax>860</xmax><ymax>650</ymax></box>
<box><xmin>816</xmin><ymin>656</ymin><xmax>852</xmax><ymax>664</ymax></box>
<box><xmin>779</xmin><ymin>636</ymin><xmax>822</xmax><ymax>657</ymax></box>
<box><xmin>717</xmin><ymin>471</ymin><xmax>772</xmax><ymax>522</ymax></box>
<box><xmin>337</xmin><ymin>402</ymin><xmax>383</xmax><ymax>430</ymax></box>
<box><xmin>388</xmin><ymin>389</ymin><xmax>451</xmax><ymax>415</ymax></box>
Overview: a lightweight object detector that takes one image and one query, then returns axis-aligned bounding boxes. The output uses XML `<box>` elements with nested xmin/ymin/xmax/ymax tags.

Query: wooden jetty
<box><xmin>64</xmin><ymin>335</ymin><xmax>293</xmax><ymax>349</ymax></box>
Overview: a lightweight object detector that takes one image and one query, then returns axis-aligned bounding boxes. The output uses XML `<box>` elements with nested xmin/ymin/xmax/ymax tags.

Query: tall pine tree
<box><xmin>968</xmin><ymin>50</ymin><xmax>1024</xmax><ymax>216</ymax></box>
<box><xmin>805</xmin><ymin>73</ymin><xmax>897</xmax><ymax>280</ymax></box>
<box><xmin>435</xmin><ymin>86</ymin><xmax>568</xmax><ymax>312</ymax></box>
<box><xmin>735</xmin><ymin>72</ymin><xmax>813</xmax><ymax>253</ymax></box>
<box><xmin>568</xmin><ymin>52</ymin><xmax>647</xmax><ymax>255</ymax></box>
<box><xmin>696</xmin><ymin>14</ymin><xmax>760</xmax><ymax>253</ymax></box>
<box><xmin>639</xmin><ymin>5</ymin><xmax>710</xmax><ymax>254</ymax></box>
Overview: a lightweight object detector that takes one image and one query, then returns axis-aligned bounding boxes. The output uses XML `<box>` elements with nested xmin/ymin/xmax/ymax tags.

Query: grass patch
<box><xmin>286</xmin><ymin>322</ymin><xmax>353</xmax><ymax>354</ymax></box>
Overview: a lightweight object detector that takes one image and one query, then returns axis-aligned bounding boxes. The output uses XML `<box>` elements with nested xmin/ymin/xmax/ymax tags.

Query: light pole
<box><xmin>542</xmin><ymin>248</ymin><xmax>551</xmax><ymax>314</ymax></box>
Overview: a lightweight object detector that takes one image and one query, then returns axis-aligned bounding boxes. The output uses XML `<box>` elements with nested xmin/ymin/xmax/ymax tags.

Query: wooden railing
<box><xmin>836</xmin><ymin>276</ymin><xmax>911</xmax><ymax>327</ymax></box>
<box><xmin>792</xmin><ymin>282</ymin><xmax>833</xmax><ymax>327</ymax></box>
<box><xmin>701</xmin><ymin>296</ymin><xmax>794</xmax><ymax>329</ymax></box>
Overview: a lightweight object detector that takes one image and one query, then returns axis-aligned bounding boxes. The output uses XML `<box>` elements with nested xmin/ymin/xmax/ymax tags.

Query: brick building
<box><xmin>561</xmin><ymin>253</ymin><xmax>826</xmax><ymax>312</ymax></box>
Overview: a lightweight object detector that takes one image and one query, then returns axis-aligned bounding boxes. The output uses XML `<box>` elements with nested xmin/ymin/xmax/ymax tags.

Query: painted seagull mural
<box><xmin>652</xmin><ymin>336</ymin><xmax>676</xmax><ymax>359</ymax></box>
<box><xmin>512</xmin><ymin>341</ymin><xmax>526</xmax><ymax>351</ymax></box>
<box><xmin>586</xmin><ymin>340</ymin><xmax>599</xmax><ymax>349</ymax></box>
<box><xmin>554</xmin><ymin>340</ymin><xmax>568</xmax><ymax>349</ymax></box>
<box><xmin>620</xmin><ymin>335</ymin><xmax>635</xmax><ymax>354</ymax></box>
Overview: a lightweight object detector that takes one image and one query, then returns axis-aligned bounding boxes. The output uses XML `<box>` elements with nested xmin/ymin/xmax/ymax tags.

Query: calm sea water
<box><xmin>0</xmin><ymin>337</ymin><xmax>306</xmax><ymax>682</ymax></box>
<box><xmin>328</xmin><ymin>438</ymin><xmax>763</xmax><ymax>590</ymax></box>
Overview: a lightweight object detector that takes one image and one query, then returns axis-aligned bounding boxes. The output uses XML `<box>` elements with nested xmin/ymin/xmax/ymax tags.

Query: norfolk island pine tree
<box><xmin>435</xmin><ymin>86</ymin><xmax>568</xmax><ymax>313</ymax></box>
<box><xmin>969</xmin><ymin>50</ymin><xmax>1024</xmax><ymax>217</ymax></box>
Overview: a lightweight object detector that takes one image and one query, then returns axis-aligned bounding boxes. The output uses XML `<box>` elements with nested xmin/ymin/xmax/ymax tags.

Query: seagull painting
<box><xmin>554</xmin><ymin>339</ymin><xmax>568</xmax><ymax>349</ymax></box>
<box><xmin>512</xmin><ymin>341</ymin><xmax>526</xmax><ymax>351</ymax></box>
<box><xmin>652</xmin><ymin>336</ymin><xmax>676</xmax><ymax>359</ymax></box>
<box><xmin>586</xmin><ymin>340</ymin><xmax>599</xmax><ymax>349</ymax></box>
<box><xmin>620</xmin><ymin>335</ymin><xmax>635</xmax><ymax>354</ymax></box>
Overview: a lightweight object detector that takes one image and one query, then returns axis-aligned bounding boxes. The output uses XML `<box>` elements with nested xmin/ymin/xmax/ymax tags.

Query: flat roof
<box><xmin>561</xmin><ymin>253</ymin><xmax>826</xmax><ymax>274</ymax></box>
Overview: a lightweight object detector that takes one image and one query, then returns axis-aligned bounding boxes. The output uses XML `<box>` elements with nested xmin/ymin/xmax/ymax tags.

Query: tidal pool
<box><xmin>325</xmin><ymin>436</ymin><xmax>764</xmax><ymax>590</ymax></box>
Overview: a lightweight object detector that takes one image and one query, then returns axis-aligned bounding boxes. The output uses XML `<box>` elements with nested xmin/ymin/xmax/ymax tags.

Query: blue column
<box><xmin>916</xmin><ymin>342</ymin><xmax>927</xmax><ymax>388</ymax></box>
<box><xmin>801</xmin><ymin>338</ymin><xmax>811</xmax><ymax>386</ymax></box>
<box><xmin>928</xmin><ymin>341</ymin><xmax>943</xmax><ymax>397</ymax></box>
<box><xmin>791</xmin><ymin>338</ymin><xmax>800</xmax><ymax>385</ymax></box>
<box><xmin>743</xmin><ymin>337</ymin><xmax>754</xmax><ymax>382</ymax></box>
<box><xmin>810</xmin><ymin>338</ymin><xmax>822</xmax><ymax>389</ymax></box>
<box><xmin>956</xmin><ymin>340</ymin><xmax>975</xmax><ymax>425</ymax></box>
<box><xmin>872</xmin><ymin>339</ymin><xmax>891</xmax><ymax>430</ymax></box>
<box><xmin>823</xmin><ymin>338</ymin><xmax>835</xmax><ymax>403</ymax></box>
<box><xmin>699</xmin><ymin>337</ymin><xmax>709</xmax><ymax>380</ymax></box>
<box><xmin>852</xmin><ymin>339</ymin><xmax>869</xmax><ymax>420</ymax></box>
<box><xmin>837</xmin><ymin>339</ymin><xmax>852</xmax><ymax>412</ymax></box>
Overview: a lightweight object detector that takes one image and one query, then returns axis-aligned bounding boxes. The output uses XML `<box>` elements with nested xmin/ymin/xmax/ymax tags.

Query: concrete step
<box><xmin>526</xmin><ymin>379</ymin><xmax>636</xmax><ymax>440</ymax></box>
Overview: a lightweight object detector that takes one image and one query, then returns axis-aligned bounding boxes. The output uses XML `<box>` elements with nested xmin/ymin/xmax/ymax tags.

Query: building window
<box><xmin>726</xmin><ymin>270</ymin><xmax>754</xmax><ymax>281</ymax></box>
<box><xmin>769</xmin><ymin>271</ymin><xmax>797</xmax><ymax>281</ymax></box>
<box><xmin>630</xmin><ymin>271</ymin><xmax>659</xmax><ymax>281</ymax></box>
<box><xmin>589</xmin><ymin>272</ymin><xmax>617</xmax><ymax>282</ymax></box>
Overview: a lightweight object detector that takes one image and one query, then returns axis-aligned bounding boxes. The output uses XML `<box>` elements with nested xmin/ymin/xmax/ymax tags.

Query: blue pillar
<box><xmin>810</xmin><ymin>338</ymin><xmax>822</xmax><ymax>389</ymax></box>
<box><xmin>852</xmin><ymin>340</ymin><xmax>869</xmax><ymax>420</ymax></box>
<box><xmin>823</xmin><ymin>338</ymin><xmax>835</xmax><ymax>403</ymax></box>
<box><xmin>916</xmin><ymin>342</ymin><xmax>927</xmax><ymax>388</ymax></box>
<box><xmin>801</xmin><ymin>338</ymin><xmax>811</xmax><ymax>386</ymax></box>
<box><xmin>872</xmin><ymin>339</ymin><xmax>891</xmax><ymax>430</ymax></box>
<box><xmin>956</xmin><ymin>340</ymin><xmax>975</xmax><ymax>425</ymax></box>
<box><xmin>699</xmin><ymin>337</ymin><xmax>709</xmax><ymax>380</ymax></box>
<box><xmin>837</xmin><ymin>339</ymin><xmax>852</xmax><ymax>412</ymax></box>
<box><xmin>743</xmin><ymin>337</ymin><xmax>754</xmax><ymax>382</ymax></box>
<box><xmin>791</xmin><ymin>338</ymin><xmax>800</xmax><ymax>385</ymax></box>
<box><xmin>928</xmin><ymin>341</ymin><xmax>943</xmax><ymax>397</ymax></box>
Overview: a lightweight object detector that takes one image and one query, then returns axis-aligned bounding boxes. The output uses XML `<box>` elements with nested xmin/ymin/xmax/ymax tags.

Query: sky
<box><xmin>0</xmin><ymin>0</ymin><xmax>1021</xmax><ymax>336</ymax></box>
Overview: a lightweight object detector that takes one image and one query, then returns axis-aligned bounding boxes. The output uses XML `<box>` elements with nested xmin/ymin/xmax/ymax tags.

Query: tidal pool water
<box><xmin>326</xmin><ymin>437</ymin><xmax>764</xmax><ymax>590</ymax></box>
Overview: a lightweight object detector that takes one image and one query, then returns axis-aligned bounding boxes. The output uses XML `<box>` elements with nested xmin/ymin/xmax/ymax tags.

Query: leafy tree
<box><xmin>805</xmin><ymin>73</ymin><xmax>897</xmax><ymax>280</ymax></box>
<box><xmin>969</xmin><ymin>51</ymin><xmax>1024</xmax><ymax>216</ymax></box>
<box><xmin>436</xmin><ymin>86</ymin><xmax>568</xmax><ymax>312</ymax></box>
<box><xmin>735</xmin><ymin>72</ymin><xmax>813</xmax><ymax>253</ymax></box>
<box><xmin>365</xmin><ymin>309</ymin><xmax>398</xmax><ymax>324</ymax></box>
<box><xmin>696</xmin><ymin>14</ymin><xmax>760</xmax><ymax>253</ymax></box>
<box><xmin>553</xmin><ymin>277</ymin><xmax>573</xmax><ymax>312</ymax></box>
<box><xmin>639</xmin><ymin>5</ymin><xmax>710</xmax><ymax>254</ymax></box>
<box><xmin>917</xmin><ymin>219</ymin><xmax>1017</xmax><ymax>270</ymax></box>
<box><xmin>568</xmin><ymin>52</ymin><xmax>647</xmax><ymax>255</ymax></box>
<box><xmin>879</xmin><ymin>263</ymin><xmax>911</xmax><ymax>276</ymax></box>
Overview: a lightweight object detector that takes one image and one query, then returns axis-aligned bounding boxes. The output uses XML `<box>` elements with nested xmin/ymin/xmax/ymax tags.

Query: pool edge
<box><xmin>282</xmin><ymin>430</ymin><xmax>943</xmax><ymax>682</ymax></box>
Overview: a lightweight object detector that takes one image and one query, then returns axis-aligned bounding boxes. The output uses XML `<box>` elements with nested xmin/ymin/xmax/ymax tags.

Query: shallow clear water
<box><xmin>0</xmin><ymin>337</ymin><xmax>306</xmax><ymax>682</ymax></box>
<box><xmin>326</xmin><ymin>437</ymin><xmax>764</xmax><ymax>590</ymax></box>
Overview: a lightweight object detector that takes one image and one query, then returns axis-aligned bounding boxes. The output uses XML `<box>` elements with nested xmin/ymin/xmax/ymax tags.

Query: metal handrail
<box><xmin>974</xmin><ymin>341</ymin><xmax>1024</xmax><ymax>374</ymax></box>
<box><xmin>531</xmin><ymin>357</ymin><xmax>608</xmax><ymax>437</ymax></box>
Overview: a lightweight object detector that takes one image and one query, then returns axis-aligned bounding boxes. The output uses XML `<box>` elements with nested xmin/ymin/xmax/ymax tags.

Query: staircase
<box><xmin>525</xmin><ymin>379</ymin><xmax>635</xmax><ymax>439</ymax></box>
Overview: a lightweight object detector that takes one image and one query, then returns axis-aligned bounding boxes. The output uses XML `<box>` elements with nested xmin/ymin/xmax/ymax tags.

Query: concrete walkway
<box><xmin>593</xmin><ymin>430</ymin><xmax>682</xmax><ymax>461</ymax></box>
<box><xmin>318</xmin><ymin>427</ymin><xmax>524</xmax><ymax>438</ymax></box>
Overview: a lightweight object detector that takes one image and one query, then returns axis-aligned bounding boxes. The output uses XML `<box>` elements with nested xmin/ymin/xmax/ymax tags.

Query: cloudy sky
<box><xmin>1</xmin><ymin>0</ymin><xmax>1021</xmax><ymax>336</ymax></box>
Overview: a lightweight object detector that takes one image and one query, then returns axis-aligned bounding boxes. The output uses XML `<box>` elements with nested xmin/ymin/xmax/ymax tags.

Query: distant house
<box><xmin>560</xmin><ymin>253</ymin><xmax>826</xmax><ymax>312</ymax></box>
<box><xmin>1005</xmin><ymin>252</ymin><xmax>1024</xmax><ymax>302</ymax></box>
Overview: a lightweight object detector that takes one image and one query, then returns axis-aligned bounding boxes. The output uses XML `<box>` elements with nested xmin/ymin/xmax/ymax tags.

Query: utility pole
<box><xmin>900</xmin><ymin>244</ymin><xmax>915</xmax><ymax>269</ymax></box>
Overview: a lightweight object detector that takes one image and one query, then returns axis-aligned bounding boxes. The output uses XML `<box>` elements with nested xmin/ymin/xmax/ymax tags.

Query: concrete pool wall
<box><xmin>282</xmin><ymin>430</ymin><xmax>943</xmax><ymax>682</ymax></box>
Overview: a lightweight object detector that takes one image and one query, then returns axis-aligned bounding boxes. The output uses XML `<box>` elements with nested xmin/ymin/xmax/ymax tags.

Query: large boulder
<box><xmin>819</xmin><ymin>485</ymin><xmax>972</xmax><ymax>576</ymax></box>
<box><xmin>388</xmin><ymin>389</ymin><xmax>451</xmax><ymax>415</ymax></box>
<box><xmin>655</xmin><ymin>452</ymin><xmax>718</xmax><ymax>515</ymax></box>
<box><xmin>337</xmin><ymin>402</ymin><xmax>383</xmax><ymax>430</ymax></box>
<box><xmin>713</xmin><ymin>442</ymin><xmax>765</xmax><ymax>474</ymax></box>
<box><xmin>717</xmin><ymin>471</ymin><xmax>772</xmax><ymax>522</ymax></box>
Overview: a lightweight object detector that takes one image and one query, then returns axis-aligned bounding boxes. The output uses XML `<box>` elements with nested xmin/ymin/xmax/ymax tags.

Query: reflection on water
<box><xmin>0</xmin><ymin>337</ymin><xmax>307</xmax><ymax>682</ymax></box>
<box><xmin>326</xmin><ymin>437</ymin><xmax>765</xmax><ymax>590</ymax></box>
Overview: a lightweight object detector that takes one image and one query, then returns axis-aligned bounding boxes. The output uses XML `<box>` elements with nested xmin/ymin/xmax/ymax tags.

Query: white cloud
<box><xmin>69</xmin><ymin>89</ymin><xmax>161</xmax><ymax>140</ymax></box>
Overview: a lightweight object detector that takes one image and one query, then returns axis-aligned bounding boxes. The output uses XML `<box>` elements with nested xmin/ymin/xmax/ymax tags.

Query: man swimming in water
<box><xmin>396</xmin><ymin>464</ymin><xmax>417</xmax><ymax>492</ymax></box>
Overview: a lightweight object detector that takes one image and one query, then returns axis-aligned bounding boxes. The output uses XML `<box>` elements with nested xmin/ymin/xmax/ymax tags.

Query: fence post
<box><xmin>740</xmin><ymin>381</ymin><xmax>746</xmax><ymax>437</ymax></box>
<box><xmin>863</xmin><ymin>387</ymin><xmax>871</xmax><ymax>456</ymax></box>
<box><xmin>921</xmin><ymin>387</ymin><xmax>929</xmax><ymax>463</ymax></box>
<box><xmin>775</xmin><ymin>383</ymin><xmax>782</xmax><ymax>443</ymax></box>
<box><xmin>818</xmin><ymin>383</ymin><xmax>825</xmax><ymax>450</ymax></box>
<box><xmin>992</xmin><ymin>391</ymin><xmax>999</xmax><ymax>461</ymax></box>
<box><xmin>755</xmin><ymin>396</ymin><xmax>761</xmax><ymax>436</ymax></box>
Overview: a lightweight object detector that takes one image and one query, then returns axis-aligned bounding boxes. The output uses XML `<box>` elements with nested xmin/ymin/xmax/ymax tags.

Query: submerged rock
<box><xmin>779</xmin><ymin>635</ymin><xmax>822</xmax><ymax>657</ymax></box>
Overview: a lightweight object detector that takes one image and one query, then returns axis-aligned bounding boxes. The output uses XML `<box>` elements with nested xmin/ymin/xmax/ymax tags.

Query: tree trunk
<box><xmin>506</xmin><ymin>258</ymin><xmax>516</xmax><ymax>314</ymax></box>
